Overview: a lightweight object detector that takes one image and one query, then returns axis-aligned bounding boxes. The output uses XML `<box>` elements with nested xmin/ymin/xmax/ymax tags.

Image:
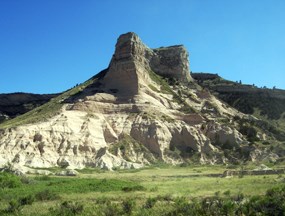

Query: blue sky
<box><xmin>0</xmin><ymin>0</ymin><xmax>285</xmax><ymax>93</ymax></box>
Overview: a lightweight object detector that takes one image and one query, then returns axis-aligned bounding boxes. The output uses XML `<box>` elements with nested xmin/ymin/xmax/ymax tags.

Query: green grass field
<box><xmin>0</xmin><ymin>165</ymin><xmax>285</xmax><ymax>215</ymax></box>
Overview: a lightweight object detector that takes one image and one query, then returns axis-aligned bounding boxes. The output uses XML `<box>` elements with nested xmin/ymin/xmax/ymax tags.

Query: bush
<box><xmin>49</xmin><ymin>201</ymin><xmax>84</xmax><ymax>216</ymax></box>
<box><xmin>221</xmin><ymin>199</ymin><xmax>236</xmax><ymax>215</ymax></box>
<box><xmin>20</xmin><ymin>175</ymin><xmax>34</xmax><ymax>184</ymax></box>
<box><xmin>95</xmin><ymin>196</ymin><xmax>111</xmax><ymax>205</ymax></box>
<box><xmin>19</xmin><ymin>194</ymin><xmax>35</xmax><ymax>205</ymax></box>
<box><xmin>101</xmin><ymin>202</ymin><xmax>121</xmax><ymax>216</ymax></box>
<box><xmin>122</xmin><ymin>199</ymin><xmax>135</xmax><ymax>215</ymax></box>
<box><xmin>122</xmin><ymin>185</ymin><xmax>146</xmax><ymax>192</ymax></box>
<box><xmin>223</xmin><ymin>190</ymin><xmax>231</xmax><ymax>196</ymax></box>
<box><xmin>35</xmin><ymin>189</ymin><xmax>59</xmax><ymax>201</ymax></box>
<box><xmin>157</xmin><ymin>194</ymin><xmax>173</xmax><ymax>202</ymax></box>
<box><xmin>4</xmin><ymin>195</ymin><xmax>34</xmax><ymax>213</ymax></box>
<box><xmin>144</xmin><ymin>197</ymin><xmax>157</xmax><ymax>209</ymax></box>
<box><xmin>167</xmin><ymin>197</ymin><xmax>193</xmax><ymax>216</ymax></box>
<box><xmin>239</xmin><ymin>125</ymin><xmax>258</xmax><ymax>142</ymax></box>
<box><xmin>34</xmin><ymin>175</ymin><xmax>51</xmax><ymax>181</ymax></box>
<box><xmin>0</xmin><ymin>172</ymin><xmax>22</xmax><ymax>189</ymax></box>
<box><xmin>5</xmin><ymin>199</ymin><xmax>22</xmax><ymax>213</ymax></box>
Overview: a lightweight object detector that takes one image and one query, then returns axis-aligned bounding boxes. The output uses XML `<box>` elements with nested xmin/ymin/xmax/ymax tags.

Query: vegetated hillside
<box><xmin>192</xmin><ymin>73</ymin><xmax>285</xmax><ymax>141</ymax></box>
<box><xmin>0</xmin><ymin>33</ymin><xmax>285</xmax><ymax>174</ymax></box>
<box><xmin>0</xmin><ymin>93</ymin><xmax>58</xmax><ymax>123</ymax></box>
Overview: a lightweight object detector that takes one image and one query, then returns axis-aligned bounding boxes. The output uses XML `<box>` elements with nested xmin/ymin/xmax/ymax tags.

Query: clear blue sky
<box><xmin>1</xmin><ymin>0</ymin><xmax>285</xmax><ymax>93</ymax></box>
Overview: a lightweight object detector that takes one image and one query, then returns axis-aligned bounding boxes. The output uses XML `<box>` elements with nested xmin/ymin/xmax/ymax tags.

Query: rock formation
<box><xmin>0</xmin><ymin>32</ymin><xmax>276</xmax><ymax>173</ymax></box>
<box><xmin>103</xmin><ymin>32</ymin><xmax>192</xmax><ymax>96</ymax></box>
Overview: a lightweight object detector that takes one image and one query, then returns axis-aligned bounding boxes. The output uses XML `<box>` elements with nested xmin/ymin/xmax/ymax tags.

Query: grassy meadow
<box><xmin>0</xmin><ymin>164</ymin><xmax>285</xmax><ymax>215</ymax></box>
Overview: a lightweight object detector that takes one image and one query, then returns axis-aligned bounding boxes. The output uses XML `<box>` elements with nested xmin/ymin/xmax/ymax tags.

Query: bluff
<box><xmin>0</xmin><ymin>33</ymin><xmax>281</xmax><ymax>173</ymax></box>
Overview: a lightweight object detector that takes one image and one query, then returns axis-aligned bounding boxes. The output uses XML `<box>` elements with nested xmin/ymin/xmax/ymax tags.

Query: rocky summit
<box><xmin>0</xmin><ymin>32</ymin><xmax>281</xmax><ymax>173</ymax></box>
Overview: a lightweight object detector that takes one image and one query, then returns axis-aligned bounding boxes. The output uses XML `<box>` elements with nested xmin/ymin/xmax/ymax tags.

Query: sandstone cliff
<box><xmin>0</xmin><ymin>32</ymin><xmax>276</xmax><ymax>173</ymax></box>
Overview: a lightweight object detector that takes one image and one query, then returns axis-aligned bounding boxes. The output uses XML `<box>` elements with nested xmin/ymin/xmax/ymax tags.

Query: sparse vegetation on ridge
<box><xmin>0</xmin><ymin>68</ymin><xmax>108</xmax><ymax>129</ymax></box>
<box><xmin>0</xmin><ymin>78</ymin><xmax>95</xmax><ymax>129</ymax></box>
<box><xmin>148</xmin><ymin>69</ymin><xmax>196</xmax><ymax>113</ymax></box>
<box><xmin>148</xmin><ymin>69</ymin><xmax>174</xmax><ymax>96</ymax></box>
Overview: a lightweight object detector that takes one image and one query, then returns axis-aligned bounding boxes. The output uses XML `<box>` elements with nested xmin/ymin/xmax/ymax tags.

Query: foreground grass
<box><xmin>0</xmin><ymin>165</ymin><xmax>285</xmax><ymax>215</ymax></box>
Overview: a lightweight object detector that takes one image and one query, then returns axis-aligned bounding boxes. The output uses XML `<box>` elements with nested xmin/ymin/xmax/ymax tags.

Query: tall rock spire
<box><xmin>103</xmin><ymin>32</ymin><xmax>193</xmax><ymax>97</ymax></box>
<box><xmin>102</xmin><ymin>33</ymin><xmax>143</xmax><ymax>96</ymax></box>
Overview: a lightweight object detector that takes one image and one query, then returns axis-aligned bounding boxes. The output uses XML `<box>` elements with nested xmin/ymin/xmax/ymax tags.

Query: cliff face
<box><xmin>0</xmin><ymin>33</ymin><xmax>279</xmax><ymax>173</ymax></box>
<box><xmin>103</xmin><ymin>32</ymin><xmax>192</xmax><ymax>96</ymax></box>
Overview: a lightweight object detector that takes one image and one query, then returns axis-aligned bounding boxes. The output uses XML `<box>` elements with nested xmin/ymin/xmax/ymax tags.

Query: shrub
<box><xmin>144</xmin><ymin>197</ymin><xmax>157</xmax><ymax>209</ymax></box>
<box><xmin>19</xmin><ymin>194</ymin><xmax>35</xmax><ymax>205</ymax></box>
<box><xmin>35</xmin><ymin>189</ymin><xmax>59</xmax><ymax>201</ymax></box>
<box><xmin>34</xmin><ymin>175</ymin><xmax>51</xmax><ymax>181</ymax></box>
<box><xmin>122</xmin><ymin>199</ymin><xmax>135</xmax><ymax>215</ymax></box>
<box><xmin>167</xmin><ymin>197</ymin><xmax>193</xmax><ymax>216</ymax></box>
<box><xmin>157</xmin><ymin>194</ymin><xmax>173</xmax><ymax>202</ymax></box>
<box><xmin>0</xmin><ymin>172</ymin><xmax>21</xmax><ymax>189</ymax></box>
<box><xmin>179</xmin><ymin>104</ymin><xmax>195</xmax><ymax>114</ymax></box>
<box><xmin>20</xmin><ymin>175</ymin><xmax>34</xmax><ymax>184</ymax></box>
<box><xmin>223</xmin><ymin>190</ymin><xmax>231</xmax><ymax>196</ymax></box>
<box><xmin>150</xmin><ymin>186</ymin><xmax>158</xmax><ymax>192</ymax></box>
<box><xmin>5</xmin><ymin>199</ymin><xmax>22</xmax><ymax>213</ymax></box>
<box><xmin>233</xmin><ymin>192</ymin><xmax>245</xmax><ymax>202</ymax></box>
<box><xmin>122</xmin><ymin>185</ymin><xmax>146</xmax><ymax>192</ymax></box>
<box><xmin>4</xmin><ymin>195</ymin><xmax>34</xmax><ymax>213</ymax></box>
<box><xmin>239</xmin><ymin>125</ymin><xmax>258</xmax><ymax>142</ymax></box>
<box><xmin>96</xmin><ymin>196</ymin><xmax>111</xmax><ymax>205</ymax></box>
<box><xmin>101</xmin><ymin>202</ymin><xmax>121</xmax><ymax>216</ymax></box>
<box><xmin>49</xmin><ymin>201</ymin><xmax>84</xmax><ymax>216</ymax></box>
<box><xmin>262</xmin><ymin>141</ymin><xmax>270</xmax><ymax>145</ymax></box>
<box><xmin>221</xmin><ymin>199</ymin><xmax>236</xmax><ymax>215</ymax></box>
<box><xmin>241</xmin><ymin>186</ymin><xmax>285</xmax><ymax>215</ymax></box>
